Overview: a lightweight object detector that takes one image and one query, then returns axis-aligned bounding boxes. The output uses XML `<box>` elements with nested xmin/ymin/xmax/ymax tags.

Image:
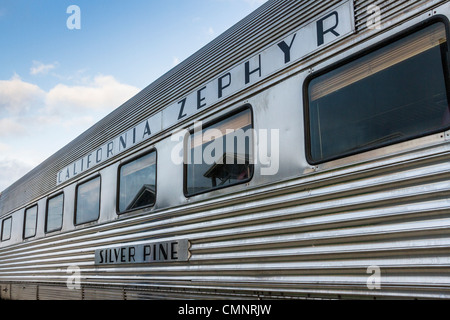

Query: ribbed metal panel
<box><xmin>1</xmin><ymin>143</ymin><xmax>450</xmax><ymax>299</ymax></box>
<box><xmin>38</xmin><ymin>284</ymin><xmax>82</xmax><ymax>300</ymax></box>
<box><xmin>83</xmin><ymin>287</ymin><xmax>125</xmax><ymax>300</ymax></box>
<box><xmin>2</xmin><ymin>0</ymin><xmax>444</xmax><ymax>218</ymax></box>
<box><xmin>0</xmin><ymin>0</ymin><xmax>345</xmax><ymax>216</ymax></box>
<box><xmin>1</xmin><ymin>0</ymin><xmax>443</xmax><ymax>217</ymax></box>
<box><xmin>355</xmin><ymin>0</ymin><xmax>440</xmax><ymax>32</ymax></box>
<box><xmin>10</xmin><ymin>284</ymin><xmax>37</xmax><ymax>300</ymax></box>
<box><xmin>1</xmin><ymin>0</ymin><xmax>449</xmax><ymax>300</ymax></box>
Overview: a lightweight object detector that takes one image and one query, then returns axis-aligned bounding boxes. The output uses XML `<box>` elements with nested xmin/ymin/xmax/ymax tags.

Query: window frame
<box><xmin>1</xmin><ymin>217</ymin><xmax>12</xmax><ymax>242</ymax></box>
<box><xmin>116</xmin><ymin>149</ymin><xmax>158</xmax><ymax>215</ymax></box>
<box><xmin>74</xmin><ymin>175</ymin><xmax>102</xmax><ymax>226</ymax></box>
<box><xmin>45</xmin><ymin>192</ymin><xmax>65</xmax><ymax>234</ymax></box>
<box><xmin>23</xmin><ymin>204</ymin><xmax>38</xmax><ymax>240</ymax></box>
<box><xmin>183</xmin><ymin>104</ymin><xmax>255</xmax><ymax>197</ymax></box>
<box><xmin>303</xmin><ymin>16</ymin><xmax>450</xmax><ymax>165</ymax></box>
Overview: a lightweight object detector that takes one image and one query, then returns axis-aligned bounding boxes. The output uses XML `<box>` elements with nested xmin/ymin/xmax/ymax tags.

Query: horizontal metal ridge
<box><xmin>0</xmin><ymin>0</ymin><xmax>344</xmax><ymax>216</ymax></box>
<box><xmin>355</xmin><ymin>0</ymin><xmax>436</xmax><ymax>31</ymax></box>
<box><xmin>2</xmin><ymin>161</ymin><xmax>450</xmax><ymax>259</ymax></box>
<box><xmin>1</xmin><ymin>158</ymin><xmax>450</xmax><ymax>264</ymax></box>
<box><xmin>1</xmin><ymin>147</ymin><xmax>450</xmax><ymax>253</ymax></box>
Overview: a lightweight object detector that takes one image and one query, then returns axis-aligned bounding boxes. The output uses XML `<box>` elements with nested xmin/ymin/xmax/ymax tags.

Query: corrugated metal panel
<box><xmin>1</xmin><ymin>0</ymin><xmax>444</xmax><ymax>217</ymax></box>
<box><xmin>355</xmin><ymin>0</ymin><xmax>440</xmax><ymax>32</ymax></box>
<box><xmin>0</xmin><ymin>0</ymin><xmax>347</xmax><ymax>216</ymax></box>
<box><xmin>1</xmin><ymin>144</ymin><xmax>450</xmax><ymax>299</ymax></box>
<box><xmin>0</xmin><ymin>0</ymin><xmax>449</xmax><ymax>300</ymax></box>
<box><xmin>124</xmin><ymin>287</ymin><xmax>261</xmax><ymax>300</ymax></box>
<box><xmin>83</xmin><ymin>287</ymin><xmax>125</xmax><ymax>300</ymax></box>
<box><xmin>10</xmin><ymin>284</ymin><xmax>37</xmax><ymax>300</ymax></box>
<box><xmin>38</xmin><ymin>285</ymin><xmax>82</xmax><ymax>300</ymax></box>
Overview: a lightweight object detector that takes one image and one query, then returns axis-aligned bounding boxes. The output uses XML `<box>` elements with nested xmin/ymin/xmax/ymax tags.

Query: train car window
<box><xmin>46</xmin><ymin>193</ymin><xmax>64</xmax><ymax>233</ymax></box>
<box><xmin>75</xmin><ymin>176</ymin><xmax>101</xmax><ymax>225</ymax></box>
<box><xmin>305</xmin><ymin>21</ymin><xmax>450</xmax><ymax>164</ymax></box>
<box><xmin>1</xmin><ymin>217</ymin><xmax>12</xmax><ymax>241</ymax></box>
<box><xmin>118</xmin><ymin>151</ymin><xmax>157</xmax><ymax>214</ymax></box>
<box><xmin>24</xmin><ymin>205</ymin><xmax>38</xmax><ymax>239</ymax></box>
<box><xmin>185</xmin><ymin>107</ymin><xmax>254</xmax><ymax>196</ymax></box>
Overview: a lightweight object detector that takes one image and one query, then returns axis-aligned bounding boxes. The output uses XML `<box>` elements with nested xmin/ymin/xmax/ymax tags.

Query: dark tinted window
<box><xmin>118</xmin><ymin>151</ymin><xmax>156</xmax><ymax>213</ymax></box>
<box><xmin>306</xmin><ymin>22</ymin><xmax>449</xmax><ymax>163</ymax></box>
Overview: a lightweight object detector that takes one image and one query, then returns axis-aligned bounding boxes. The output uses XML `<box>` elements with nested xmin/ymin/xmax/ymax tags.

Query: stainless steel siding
<box><xmin>38</xmin><ymin>285</ymin><xmax>82</xmax><ymax>300</ymax></box>
<box><xmin>355</xmin><ymin>0</ymin><xmax>442</xmax><ymax>32</ymax></box>
<box><xmin>0</xmin><ymin>0</ymin><xmax>343</xmax><ymax>217</ymax></box>
<box><xmin>1</xmin><ymin>0</ymin><xmax>449</xmax><ymax>300</ymax></box>
<box><xmin>1</xmin><ymin>0</ymin><xmax>444</xmax><ymax>216</ymax></box>
<box><xmin>1</xmin><ymin>143</ymin><xmax>450</xmax><ymax>299</ymax></box>
<box><xmin>10</xmin><ymin>284</ymin><xmax>37</xmax><ymax>300</ymax></box>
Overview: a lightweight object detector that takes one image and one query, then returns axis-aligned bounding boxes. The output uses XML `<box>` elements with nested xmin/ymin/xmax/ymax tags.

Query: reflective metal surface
<box><xmin>0</xmin><ymin>0</ymin><xmax>449</xmax><ymax>300</ymax></box>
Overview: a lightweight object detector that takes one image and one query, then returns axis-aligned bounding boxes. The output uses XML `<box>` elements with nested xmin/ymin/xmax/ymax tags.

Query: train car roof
<box><xmin>0</xmin><ymin>0</ymin><xmax>346</xmax><ymax>216</ymax></box>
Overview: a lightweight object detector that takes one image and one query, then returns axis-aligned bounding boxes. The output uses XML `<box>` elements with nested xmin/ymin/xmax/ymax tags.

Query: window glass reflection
<box><xmin>307</xmin><ymin>22</ymin><xmax>449</xmax><ymax>163</ymax></box>
<box><xmin>186</xmin><ymin>108</ymin><xmax>254</xmax><ymax>196</ymax></box>
<box><xmin>46</xmin><ymin>193</ymin><xmax>64</xmax><ymax>233</ymax></box>
<box><xmin>75</xmin><ymin>177</ymin><xmax>101</xmax><ymax>224</ymax></box>
<box><xmin>24</xmin><ymin>205</ymin><xmax>38</xmax><ymax>239</ymax></box>
<box><xmin>119</xmin><ymin>151</ymin><xmax>156</xmax><ymax>213</ymax></box>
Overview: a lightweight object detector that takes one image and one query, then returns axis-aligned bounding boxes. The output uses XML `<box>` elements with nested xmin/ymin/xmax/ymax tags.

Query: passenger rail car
<box><xmin>1</xmin><ymin>0</ymin><xmax>450</xmax><ymax>300</ymax></box>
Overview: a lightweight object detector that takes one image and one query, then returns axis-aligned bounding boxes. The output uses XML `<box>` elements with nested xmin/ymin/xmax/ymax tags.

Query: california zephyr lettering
<box><xmin>57</xmin><ymin>1</ymin><xmax>354</xmax><ymax>185</ymax></box>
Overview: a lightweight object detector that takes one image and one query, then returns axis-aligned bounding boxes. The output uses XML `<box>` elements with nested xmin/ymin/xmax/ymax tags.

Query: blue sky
<box><xmin>0</xmin><ymin>0</ymin><xmax>267</xmax><ymax>192</ymax></box>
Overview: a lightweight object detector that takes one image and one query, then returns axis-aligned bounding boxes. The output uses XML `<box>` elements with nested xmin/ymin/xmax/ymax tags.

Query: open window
<box><xmin>185</xmin><ymin>107</ymin><xmax>254</xmax><ymax>196</ymax></box>
<box><xmin>305</xmin><ymin>20</ymin><xmax>450</xmax><ymax>164</ymax></box>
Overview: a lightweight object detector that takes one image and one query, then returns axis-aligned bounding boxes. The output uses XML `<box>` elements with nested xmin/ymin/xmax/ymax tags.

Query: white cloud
<box><xmin>0</xmin><ymin>72</ymin><xmax>141</xmax><ymax>191</ymax></box>
<box><xmin>0</xmin><ymin>118</ymin><xmax>26</xmax><ymax>137</ymax></box>
<box><xmin>60</xmin><ymin>115</ymin><xmax>96</xmax><ymax>132</ymax></box>
<box><xmin>172</xmin><ymin>57</ymin><xmax>180</xmax><ymax>66</ymax></box>
<box><xmin>0</xmin><ymin>157</ymin><xmax>35</xmax><ymax>192</ymax></box>
<box><xmin>0</xmin><ymin>142</ymin><xmax>10</xmax><ymax>153</ymax></box>
<box><xmin>0</xmin><ymin>74</ymin><xmax>45</xmax><ymax>114</ymax></box>
<box><xmin>45</xmin><ymin>75</ymin><xmax>140</xmax><ymax>113</ymax></box>
<box><xmin>0</xmin><ymin>73</ymin><xmax>140</xmax><ymax>127</ymax></box>
<box><xmin>30</xmin><ymin>61</ymin><xmax>58</xmax><ymax>75</ymax></box>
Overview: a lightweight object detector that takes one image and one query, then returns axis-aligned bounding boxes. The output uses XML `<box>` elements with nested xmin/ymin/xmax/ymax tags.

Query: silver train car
<box><xmin>1</xmin><ymin>0</ymin><xmax>450</xmax><ymax>300</ymax></box>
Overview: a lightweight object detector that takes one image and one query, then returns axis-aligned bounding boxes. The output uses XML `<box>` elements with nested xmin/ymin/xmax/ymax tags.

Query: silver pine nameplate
<box><xmin>95</xmin><ymin>239</ymin><xmax>190</xmax><ymax>265</ymax></box>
